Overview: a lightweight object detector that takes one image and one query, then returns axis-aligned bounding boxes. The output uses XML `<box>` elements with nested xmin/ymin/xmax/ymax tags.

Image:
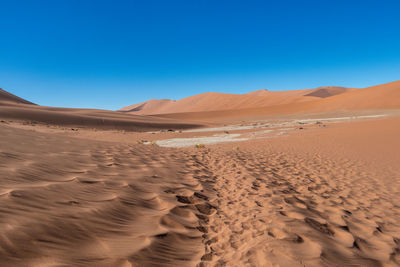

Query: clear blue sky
<box><xmin>1</xmin><ymin>0</ymin><xmax>399</xmax><ymax>110</ymax></box>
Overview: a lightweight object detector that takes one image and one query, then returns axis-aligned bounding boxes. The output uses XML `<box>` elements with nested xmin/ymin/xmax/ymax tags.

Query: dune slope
<box><xmin>120</xmin><ymin>87</ymin><xmax>354</xmax><ymax>115</ymax></box>
<box><xmin>0</xmin><ymin>89</ymin><xmax>203</xmax><ymax>131</ymax></box>
<box><xmin>0</xmin><ymin>88</ymin><xmax>35</xmax><ymax>105</ymax></box>
<box><xmin>152</xmin><ymin>81</ymin><xmax>400</xmax><ymax>123</ymax></box>
<box><xmin>316</xmin><ymin>80</ymin><xmax>400</xmax><ymax>110</ymax></box>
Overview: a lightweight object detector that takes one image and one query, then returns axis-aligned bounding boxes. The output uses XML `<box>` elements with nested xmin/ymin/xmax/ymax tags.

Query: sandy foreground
<box><xmin>0</xmin><ymin>116</ymin><xmax>399</xmax><ymax>267</ymax></box>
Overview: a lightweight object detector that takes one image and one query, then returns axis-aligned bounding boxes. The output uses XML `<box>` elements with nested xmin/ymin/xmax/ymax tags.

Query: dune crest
<box><xmin>120</xmin><ymin>99</ymin><xmax>175</xmax><ymax>112</ymax></box>
<box><xmin>120</xmin><ymin>86</ymin><xmax>355</xmax><ymax>115</ymax></box>
<box><xmin>0</xmin><ymin>88</ymin><xmax>36</xmax><ymax>105</ymax></box>
<box><xmin>244</xmin><ymin>89</ymin><xmax>270</xmax><ymax>96</ymax></box>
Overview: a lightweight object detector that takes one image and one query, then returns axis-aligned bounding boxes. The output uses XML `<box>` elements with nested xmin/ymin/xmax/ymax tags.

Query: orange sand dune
<box><xmin>121</xmin><ymin>86</ymin><xmax>353</xmax><ymax>115</ymax></box>
<box><xmin>152</xmin><ymin>81</ymin><xmax>399</xmax><ymax>123</ymax></box>
<box><xmin>243</xmin><ymin>89</ymin><xmax>270</xmax><ymax>96</ymax></box>
<box><xmin>315</xmin><ymin>80</ymin><xmax>400</xmax><ymax>110</ymax></box>
<box><xmin>0</xmin><ymin>89</ymin><xmax>203</xmax><ymax>131</ymax></box>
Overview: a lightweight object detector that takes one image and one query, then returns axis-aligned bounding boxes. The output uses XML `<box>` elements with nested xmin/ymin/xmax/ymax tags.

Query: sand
<box><xmin>1</xmin><ymin>114</ymin><xmax>400</xmax><ymax>266</ymax></box>
<box><xmin>1</xmin><ymin>84</ymin><xmax>400</xmax><ymax>266</ymax></box>
<box><xmin>132</xmin><ymin>81</ymin><xmax>399</xmax><ymax>123</ymax></box>
<box><xmin>190</xmin><ymin>117</ymin><xmax>400</xmax><ymax>266</ymax></box>
<box><xmin>0</xmin><ymin>88</ymin><xmax>36</xmax><ymax>105</ymax></box>
<box><xmin>119</xmin><ymin>87</ymin><xmax>355</xmax><ymax>115</ymax></box>
<box><xmin>0</xmin><ymin>125</ymin><xmax>207</xmax><ymax>266</ymax></box>
<box><xmin>0</xmin><ymin>103</ymin><xmax>204</xmax><ymax>132</ymax></box>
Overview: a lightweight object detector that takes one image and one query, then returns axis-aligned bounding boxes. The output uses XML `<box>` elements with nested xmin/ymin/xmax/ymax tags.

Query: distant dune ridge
<box><xmin>1</xmin><ymin>80</ymin><xmax>399</xmax><ymax>127</ymax></box>
<box><xmin>119</xmin><ymin>86</ymin><xmax>356</xmax><ymax>115</ymax></box>
<box><xmin>119</xmin><ymin>81</ymin><xmax>400</xmax><ymax>122</ymax></box>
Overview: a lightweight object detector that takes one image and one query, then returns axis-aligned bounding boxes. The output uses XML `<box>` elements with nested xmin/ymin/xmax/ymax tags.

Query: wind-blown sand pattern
<box><xmin>1</xmin><ymin>116</ymin><xmax>400</xmax><ymax>267</ymax></box>
<box><xmin>1</xmin><ymin>82</ymin><xmax>400</xmax><ymax>266</ymax></box>
<box><xmin>0</xmin><ymin>126</ymin><xmax>210</xmax><ymax>266</ymax></box>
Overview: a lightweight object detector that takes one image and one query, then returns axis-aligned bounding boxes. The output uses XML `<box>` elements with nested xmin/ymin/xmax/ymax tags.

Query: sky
<box><xmin>1</xmin><ymin>0</ymin><xmax>400</xmax><ymax>110</ymax></box>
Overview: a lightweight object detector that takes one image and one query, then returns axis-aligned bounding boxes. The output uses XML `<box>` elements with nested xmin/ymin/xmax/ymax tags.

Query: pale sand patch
<box><xmin>296</xmin><ymin>114</ymin><xmax>386</xmax><ymax>123</ymax></box>
<box><xmin>157</xmin><ymin>114</ymin><xmax>388</xmax><ymax>148</ymax></box>
<box><xmin>155</xmin><ymin>133</ymin><xmax>248</xmax><ymax>148</ymax></box>
<box><xmin>184</xmin><ymin>114</ymin><xmax>387</xmax><ymax>133</ymax></box>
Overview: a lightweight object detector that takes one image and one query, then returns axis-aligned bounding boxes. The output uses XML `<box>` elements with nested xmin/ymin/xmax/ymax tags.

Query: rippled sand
<box><xmin>0</xmin><ymin>116</ymin><xmax>399</xmax><ymax>266</ymax></box>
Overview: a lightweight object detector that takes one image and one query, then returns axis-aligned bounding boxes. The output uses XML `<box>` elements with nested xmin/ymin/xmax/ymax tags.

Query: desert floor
<box><xmin>0</xmin><ymin>114</ymin><xmax>399</xmax><ymax>267</ymax></box>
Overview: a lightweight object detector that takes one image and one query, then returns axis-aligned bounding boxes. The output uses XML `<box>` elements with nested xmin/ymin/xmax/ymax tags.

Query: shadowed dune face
<box><xmin>304</xmin><ymin>87</ymin><xmax>351</xmax><ymax>98</ymax></box>
<box><xmin>0</xmin><ymin>89</ymin><xmax>203</xmax><ymax>131</ymax></box>
<box><xmin>0</xmin><ymin>88</ymin><xmax>35</xmax><ymax>105</ymax></box>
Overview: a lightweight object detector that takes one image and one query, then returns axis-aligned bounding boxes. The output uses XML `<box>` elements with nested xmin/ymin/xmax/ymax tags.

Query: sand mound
<box><xmin>0</xmin><ymin>88</ymin><xmax>35</xmax><ymax>105</ymax></box>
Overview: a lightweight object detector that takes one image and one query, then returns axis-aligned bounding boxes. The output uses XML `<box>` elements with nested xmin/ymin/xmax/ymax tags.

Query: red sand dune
<box><xmin>315</xmin><ymin>80</ymin><xmax>400</xmax><ymax>110</ymax></box>
<box><xmin>137</xmin><ymin>81</ymin><xmax>399</xmax><ymax>122</ymax></box>
<box><xmin>120</xmin><ymin>86</ymin><xmax>354</xmax><ymax>115</ymax></box>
